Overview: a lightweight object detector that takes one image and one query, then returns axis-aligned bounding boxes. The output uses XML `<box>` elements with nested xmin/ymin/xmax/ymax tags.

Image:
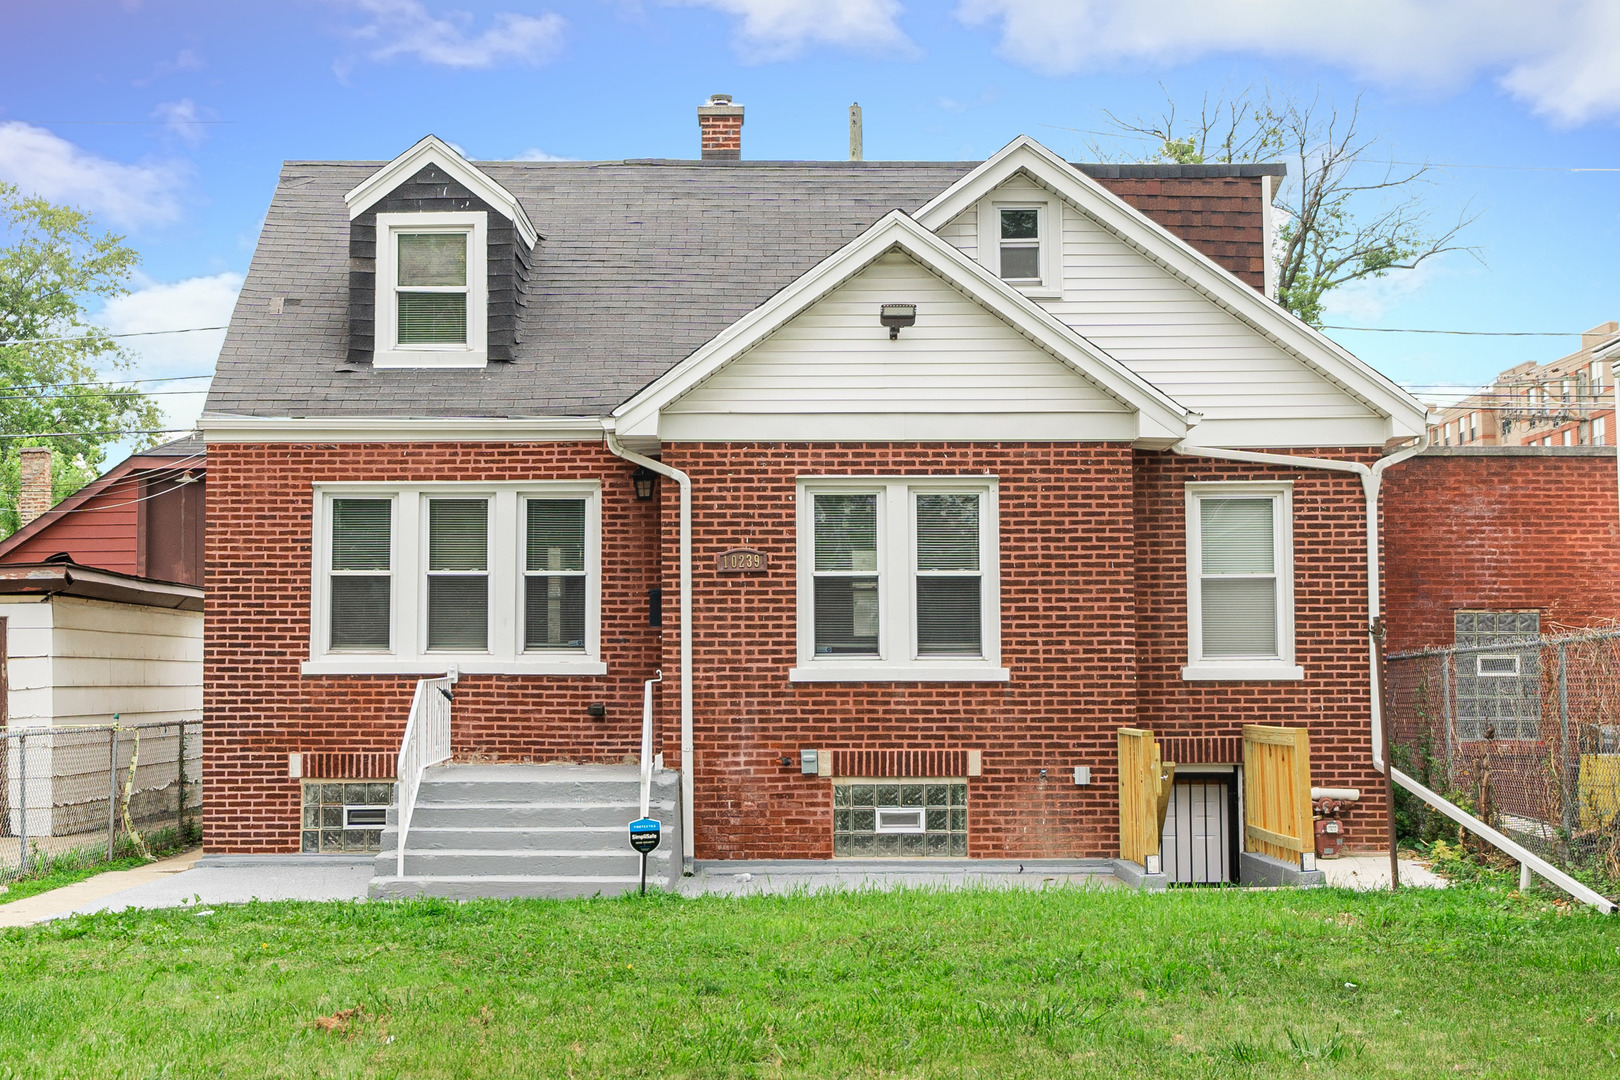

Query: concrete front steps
<box><xmin>368</xmin><ymin>763</ymin><xmax>681</xmax><ymax>900</ymax></box>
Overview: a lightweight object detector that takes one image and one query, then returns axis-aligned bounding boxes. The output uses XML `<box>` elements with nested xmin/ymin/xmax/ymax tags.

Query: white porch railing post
<box><xmin>640</xmin><ymin>670</ymin><xmax>662</xmax><ymax>820</ymax></box>
<box><xmin>395</xmin><ymin>671</ymin><xmax>457</xmax><ymax>879</ymax></box>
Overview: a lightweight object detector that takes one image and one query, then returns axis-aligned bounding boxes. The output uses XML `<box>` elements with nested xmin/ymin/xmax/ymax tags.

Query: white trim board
<box><xmin>344</xmin><ymin>134</ymin><xmax>539</xmax><ymax>249</ymax></box>
<box><xmin>613</xmin><ymin>210</ymin><xmax>1195</xmax><ymax>447</ymax></box>
<box><xmin>914</xmin><ymin>137</ymin><xmax>1426</xmax><ymax>440</ymax></box>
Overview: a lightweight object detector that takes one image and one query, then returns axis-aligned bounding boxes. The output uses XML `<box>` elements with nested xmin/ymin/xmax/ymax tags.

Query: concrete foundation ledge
<box><xmin>1240</xmin><ymin>850</ymin><xmax>1326</xmax><ymax>888</ymax></box>
<box><xmin>1110</xmin><ymin>858</ymin><xmax>1169</xmax><ymax>892</ymax></box>
<box><xmin>694</xmin><ymin>858</ymin><xmax>1116</xmax><ymax>877</ymax></box>
<box><xmin>194</xmin><ymin>854</ymin><xmax>376</xmax><ymax>869</ymax></box>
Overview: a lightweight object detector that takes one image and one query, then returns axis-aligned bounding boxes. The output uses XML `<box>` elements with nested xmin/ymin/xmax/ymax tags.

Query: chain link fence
<box><xmin>1386</xmin><ymin>628</ymin><xmax>1620</xmax><ymax>899</ymax></box>
<box><xmin>0</xmin><ymin>720</ymin><xmax>203</xmax><ymax>886</ymax></box>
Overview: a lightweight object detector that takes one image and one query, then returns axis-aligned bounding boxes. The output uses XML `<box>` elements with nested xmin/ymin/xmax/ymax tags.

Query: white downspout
<box><xmin>604</xmin><ymin>427</ymin><xmax>695</xmax><ymax>871</ymax></box>
<box><xmin>1171</xmin><ymin>440</ymin><xmax>1616</xmax><ymax>911</ymax></box>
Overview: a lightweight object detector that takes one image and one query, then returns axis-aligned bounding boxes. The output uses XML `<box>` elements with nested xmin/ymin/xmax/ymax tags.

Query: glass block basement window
<box><xmin>301</xmin><ymin>781</ymin><xmax>395</xmax><ymax>854</ymax></box>
<box><xmin>833</xmin><ymin>780</ymin><xmax>968</xmax><ymax>856</ymax></box>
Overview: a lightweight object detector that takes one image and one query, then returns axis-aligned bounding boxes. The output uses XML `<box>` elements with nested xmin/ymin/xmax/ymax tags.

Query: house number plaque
<box><xmin>716</xmin><ymin>548</ymin><xmax>768</xmax><ymax>574</ymax></box>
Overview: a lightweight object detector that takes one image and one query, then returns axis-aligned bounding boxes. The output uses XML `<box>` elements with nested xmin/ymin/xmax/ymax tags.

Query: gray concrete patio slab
<box><xmin>680</xmin><ymin>858</ymin><xmax>1123</xmax><ymax>897</ymax></box>
<box><xmin>0</xmin><ymin>849</ymin><xmax>204</xmax><ymax>928</ymax></box>
<box><xmin>1318</xmin><ymin>854</ymin><xmax>1448</xmax><ymax>890</ymax></box>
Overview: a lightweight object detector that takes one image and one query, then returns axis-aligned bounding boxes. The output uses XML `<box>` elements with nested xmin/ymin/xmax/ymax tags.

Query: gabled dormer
<box><xmin>344</xmin><ymin>136</ymin><xmax>538</xmax><ymax>369</ymax></box>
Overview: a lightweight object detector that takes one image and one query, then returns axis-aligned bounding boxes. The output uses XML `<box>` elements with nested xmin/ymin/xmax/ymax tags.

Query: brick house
<box><xmin>198</xmin><ymin>99</ymin><xmax>1427</xmax><ymax>894</ymax></box>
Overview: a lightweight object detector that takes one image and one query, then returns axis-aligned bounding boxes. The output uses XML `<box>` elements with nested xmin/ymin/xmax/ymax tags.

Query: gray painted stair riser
<box><xmin>379</xmin><ymin>825</ymin><xmax>638</xmax><ymax>852</ymax></box>
<box><xmin>413</xmin><ymin>777</ymin><xmax>673</xmax><ymax>804</ymax></box>
<box><xmin>390</xmin><ymin>802</ymin><xmax>675</xmax><ymax>829</ymax></box>
<box><xmin>390</xmin><ymin>849</ymin><xmax>672</xmax><ymax>877</ymax></box>
<box><xmin>370</xmin><ymin>876</ymin><xmax>664</xmax><ymax>901</ymax></box>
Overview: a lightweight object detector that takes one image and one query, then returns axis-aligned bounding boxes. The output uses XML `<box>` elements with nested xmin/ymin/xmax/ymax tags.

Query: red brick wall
<box><xmin>1383</xmin><ymin>449</ymin><xmax>1620</xmax><ymax>654</ymax></box>
<box><xmin>204</xmin><ymin>441</ymin><xmax>663</xmax><ymax>853</ymax></box>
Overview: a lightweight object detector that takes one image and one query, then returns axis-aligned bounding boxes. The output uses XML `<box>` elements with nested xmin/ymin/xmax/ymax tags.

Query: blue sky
<box><xmin>5</xmin><ymin>0</ymin><xmax>1620</xmax><ymax>441</ymax></box>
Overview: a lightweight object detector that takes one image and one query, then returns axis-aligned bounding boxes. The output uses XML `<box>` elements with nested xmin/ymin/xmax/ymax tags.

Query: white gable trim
<box><xmin>915</xmin><ymin>137</ymin><xmax>1427</xmax><ymax>437</ymax></box>
<box><xmin>614</xmin><ymin>210</ymin><xmax>1194</xmax><ymax>445</ymax></box>
<box><xmin>345</xmin><ymin>135</ymin><xmax>539</xmax><ymax>249</ymax></box>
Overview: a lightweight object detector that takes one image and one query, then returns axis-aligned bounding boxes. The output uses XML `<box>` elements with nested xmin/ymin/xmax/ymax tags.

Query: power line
<box><xmin>0</xmin><ymin>374</ymin><xmax>212</xmax><ymax>393</ymax></box>
<box><xmin>5</xmin><ymin>120</ymin><xmax>234</xmax><ymax>125</ymax></box>
<box><xmin>0</xmin><ymin>428</ymin><xmax>194</xmax><ymax>441</ymax></box>
<box><xmin>0</xmin><ymin>388</ymin><xmax>210</xmax><ymax>404</ymax></box>
<box><xmin>0</xmin><ymin>456</ymin><xmax>205</xmax><ymax>517</ymax></box>
<box><xmin>0</xmin><ymin>326</ymin><xmax>228</xmax><ymax>346</ymax></box>
<box><xmin>1323</xmin><ymin>325</ymin><xmax>1586</xmax><ymax>337</ymax></box>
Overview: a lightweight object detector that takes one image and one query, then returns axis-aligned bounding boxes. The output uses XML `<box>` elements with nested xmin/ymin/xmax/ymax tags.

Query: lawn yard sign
<box><xmin>629</xmin><ymin>817</ymin><xmax>661</xmax><ymax>895</ymax></box>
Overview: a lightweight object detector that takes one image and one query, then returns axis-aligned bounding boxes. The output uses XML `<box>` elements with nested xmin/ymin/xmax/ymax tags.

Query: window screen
<box><xmin>1198</xmin><ymin>497</ymin><xmax>1278</xmax><ymax>658</ymax></box>
<box><xmin>525</xmin><ymin>499</ymin><xmax>587</xmax><ymax>651</ymax></box>
<box><xmin>426</xmin><ymin>498</ymin><xmax>488</xmax><ymax>651</ymax></box>
<box><xmin>999</xmin><ymin>208</ymin><xmax>1040</xmax><ymax>282</ymax></box>
<box><xmin>396</xmin><ymin>232</ymin><xmax>468</xmax><ymax>345</ymax></box>
<box><xmin>814</xmin><ymin>493</ymin><xmax>880</xmax><ymax>656</ymax></box>
<box><xmin>329</xmin><ymin>498</ymin><xmax>391</xmax><ymax>650</ymax></box>
<box><xmin>915</xmin><ymin>493</ymin><xmax>982</xmax><ymax>656</ymax></box>
<box><xmin>1455</xmin><ymin>610</ymin><xmax>1541</xmax><ymax>740</ymax></box>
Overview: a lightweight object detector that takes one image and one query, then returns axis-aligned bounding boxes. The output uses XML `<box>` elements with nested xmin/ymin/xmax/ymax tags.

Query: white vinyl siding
<box><xmin>307</xmin><ymin>483</ymin><xmax>603</xmax><ymax>676</ymax></box>
<box><xmin>794</xmin><ymin>477</ymin><xmax>1006</xmax><ymax>683</ymax></box>
<box><xmin>938</xmin><ymin>180</ymin><xmax>1390</xmax><ymax>446</ymax></box>
<box><xmin>1183</xmin><ymin>482</ymin><xmax>1301</xmax><ymax>681</ymax></box>
<box><xmin>662</xmin><ymin>251</ymin><xmax>1134</xmax><ymax>442</ymax></box>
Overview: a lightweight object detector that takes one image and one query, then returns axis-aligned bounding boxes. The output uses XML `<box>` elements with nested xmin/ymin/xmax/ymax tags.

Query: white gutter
<box><xmin>1172</xmin><ymin>441</ymin><xmax>1616</xmax><ymax>912</ymax></box>
<box><xmin>603</xmin><ymin>427</ymin><xmax>694</xmax><ymax>870</ymax></box>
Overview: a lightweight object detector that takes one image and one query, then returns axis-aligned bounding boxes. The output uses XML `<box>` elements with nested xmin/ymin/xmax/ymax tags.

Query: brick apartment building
<box><xmin>1429</xmin><ymin>322</ymin><xmax>1619</xmax><ymax>449</ymax></box>
<box><xmin>198</xmin><ymin>100</ymin><xmax>1430</xmax><ymax>890</ymax></box>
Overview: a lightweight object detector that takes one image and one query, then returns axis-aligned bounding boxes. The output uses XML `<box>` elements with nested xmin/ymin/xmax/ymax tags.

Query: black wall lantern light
<box><xmin>631</xmin><ymin>465</ymin><xmax>659</xmax><ymax>501</ymax></box>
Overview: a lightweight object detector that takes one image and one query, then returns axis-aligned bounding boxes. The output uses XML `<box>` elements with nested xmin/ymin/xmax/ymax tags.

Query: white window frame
<box><xmin>307</xmin><ymin>481</ymin><xmax>603</xmax><ymax>676</ymax></box>
<box><xmin>374</xmin><ymin>211</ymin><xmax>488</xmax><ymax>369</ymax></box>
<box><xmin>792</xmin><ymin>476</ymin><xmax>1006</xmax><ymax>683</ymax></box>
<box><xmin>974</xmin><ymin>190</ymin><xmax>1062</xmax><ymax>298</ymax></box>
<box><xmin>1183</xmin><ymin>481</ymin><xmax>1302</xmax><ymax>682</ymax></box>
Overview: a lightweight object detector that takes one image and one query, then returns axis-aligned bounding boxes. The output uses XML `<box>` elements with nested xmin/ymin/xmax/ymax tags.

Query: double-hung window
<box><xmin>997</xmin><ymin>208</ymin><xmax>1041</xmax><ymax>284</ymax></box>
<box><xmin>373</xmin><ymin>211</ymin><xmax>487</xmax><ymax>368</ymax></box>
<box><xmin>1183</xmin><ymin>482</ymin><xmax>1301</xmax><ymax>681</ymax></box>
<box><xmin>795</xmin><ymin>478</ymin><xmax>1005</xmax><ymax>682</ymax></box>
<box><xmin>974</xmin><ymin>187</ymin><xmax>1061</xmax><ymax>295</ymax></box>
<box><xmin>310</xmin><ymin>483</ymin><xmax>602</xmax><ymax>675</ymax></box>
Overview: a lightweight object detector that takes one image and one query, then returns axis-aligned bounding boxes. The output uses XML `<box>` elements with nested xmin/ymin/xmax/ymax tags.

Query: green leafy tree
<box><xmin>1097</xmin><ymin>85</ymin><xmax>1481</xmax><ymax>326</ymax></box>
<box><xmin>0</xmin><ymin>183</ymin><xmax>163</xmax><ymax>536</ymax></box>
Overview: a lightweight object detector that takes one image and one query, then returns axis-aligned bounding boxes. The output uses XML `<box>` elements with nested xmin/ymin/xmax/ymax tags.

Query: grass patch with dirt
<box><xmin>1</xmin><ymin>882</ymin><xmax>1616</xmax><ymax>1078</ymax></box>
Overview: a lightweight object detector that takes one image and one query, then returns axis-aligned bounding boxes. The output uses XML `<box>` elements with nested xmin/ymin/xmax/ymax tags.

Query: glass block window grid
<box><xmin>1454</xmin><ymin>610</ymin><xmax>1543</xmax><ymax>740</ymax></box>
<box><xmin>833</xmin><ymin>779</ymin><xmax>967</xmax><ymax>857</ymax></box>
<box><xmin>301</xmin><ymin>781</ymin><xmax>395</xmax><ymax>854</ymax></box>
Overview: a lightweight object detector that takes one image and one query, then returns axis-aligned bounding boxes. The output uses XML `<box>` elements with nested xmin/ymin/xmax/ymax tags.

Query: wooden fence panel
<box><xmin>1118</xmin><ymin>728</ymin><xmax>1175</xmax><ymax>868</ymax></box>
<box><xmin>1242</xmin><ymin>724</ymin><xmax>1313</xmax><ymax>864</ymax></box>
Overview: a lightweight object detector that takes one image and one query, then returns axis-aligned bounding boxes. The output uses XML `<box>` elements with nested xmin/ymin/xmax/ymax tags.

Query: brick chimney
<box><xmin>18</xmin><ymin>446</ymin><xmax>52</xmax><ymax>526</ymax></box>
<box><xmin>698</xmin><ymin>94</ymin><xmax>744</xmax><ymax>160</ymax></box>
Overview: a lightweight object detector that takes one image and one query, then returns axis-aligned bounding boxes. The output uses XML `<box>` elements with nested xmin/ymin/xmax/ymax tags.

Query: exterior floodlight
<box><xmin>880</xmin><ymin>303</ymin><xmax>917</xmax><ymax>339</ymax></box>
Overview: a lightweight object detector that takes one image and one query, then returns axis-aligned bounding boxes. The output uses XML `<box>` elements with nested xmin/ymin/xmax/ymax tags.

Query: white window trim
<box><xmin>306</xmin><ymin>481</ymin><xmax>604</xmax><ymax>676</ymax></box>
<box><xmin>1182</xmin><ymin>481</ymin><xmax>1302</xmax><ymax>682</ymax></box>
<box><xmin>373</xmin><ymin>211</ymin><xmax>488</xmax><ymax>369</ymax></box>
<box><xmin>974</xmin><ymin>190</ymin><xmax>1063</xmax><ymax>299</ymax></box>
<box><xmin>791</xmin><ymin>476</ymin><xmax>1007</xmax><ymax>684</ymax></box>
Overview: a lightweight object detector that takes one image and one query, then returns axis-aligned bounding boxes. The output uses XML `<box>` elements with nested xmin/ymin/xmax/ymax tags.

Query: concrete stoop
<box><xmin>368</xmin><ymin>763</ymin><xmax>680</xmax><ymax>900</ymax></box>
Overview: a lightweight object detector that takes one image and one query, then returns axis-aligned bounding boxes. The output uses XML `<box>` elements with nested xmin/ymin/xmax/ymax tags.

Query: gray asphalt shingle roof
<box><xmin>205</xmin><ymin>159</ymin><xmax>981</xmax><ymax>419</ymax></box>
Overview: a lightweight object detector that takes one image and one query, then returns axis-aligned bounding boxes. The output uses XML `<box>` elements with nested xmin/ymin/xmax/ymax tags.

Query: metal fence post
<box><xmin>1558</xmin><ymin>643</ymin><xmax>1577</xmax><ymax>837</ymax></box>
<box><xmin>16</xmin><ymin>732</ymin><xmax>27</xmax><ymax>872</ymax></box>
<box><xmin>1441</xmin><ymin>655</ymin><xmax>1454</xmax><ymax>783</ymax></box>
<box><xmin>107</xmin><ymin>725</ymin><xmax>119</xmax><ymax>861</ymax></box>
<box><xmin>175</xmin><ymin>721</ymin><xmax>185</xmax><ymax>845</ymax></box>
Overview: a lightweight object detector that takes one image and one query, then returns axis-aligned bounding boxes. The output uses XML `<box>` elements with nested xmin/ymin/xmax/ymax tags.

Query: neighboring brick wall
<box><xmin>204</xmin><ymin>441</ymin><xmax>662</xmax><ymax>853</ymax></box>
<box><xmin>1099</xmin><ymin>176</ymin><xmax>1271</xmax><ymax>293</ymax></box>
<box><xmin>1383</xmin><ymin>448</ymin><xmax>1620</xmax><ymax>654</ymax></box>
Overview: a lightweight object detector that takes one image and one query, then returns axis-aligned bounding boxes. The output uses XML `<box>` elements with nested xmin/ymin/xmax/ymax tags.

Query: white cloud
<box><xmin>955</xmin><ymin>0</ymin><xmax>1620</xmax><ymax>126</ymax></box>
<box><xmin>133</xmin><ymin>46</ymin><xmax>205</xmax><ymax>88</ymax></box>
<box><xmin>1319</xmin><ymin>252</ymin><xmax>1455</xmax><ymax>325</ymax></box>
<box><xmin>96</xmin><ymin>272</ymin><xmax>243</xmax><ymax>435</ymax></box>
<box><xmin>511</xmin><ymin>147</ymin><xmax>575</xmax><ymax>161</ymax></box>
<box><xmin>339</xmin><ymin>0</ymin><xmax>566</xmax><ymax>69</ymax></box>
<box><xmin>667</xmin><ymin>0</ymin><xmax>917</xmax><ymax>62</ymax></box>
<box><xmin>0</xmin><ymin>123</ymin><xmax>185</xmax><ymax>228</ymax></box>
<box><xmin>152</xmin><ymin>99</ymin><xmax>214</xmax><ymax>146</ymax></box>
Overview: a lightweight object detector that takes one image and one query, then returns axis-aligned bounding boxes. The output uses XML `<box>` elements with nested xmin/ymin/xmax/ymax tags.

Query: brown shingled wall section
<box><xmin>1097</xmin><ymin>175</ymin><xmax>1271</xmax><ymax>293</ymax></box>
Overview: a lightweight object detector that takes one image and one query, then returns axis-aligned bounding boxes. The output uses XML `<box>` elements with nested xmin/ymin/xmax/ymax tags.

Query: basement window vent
<box><xmin>302</xmin><ymin>781</ymin><xmax>395</xmax><ymax>854</ymax></box>
<box><xmin>1477</xmin><ymin>654</ymin><xmax>1520</xmax><ymax>677</ymax></box>
<box><xmin>833</xmin><ymin>779</ymin><xmax>967</xmax><ymax>857</ymax></box>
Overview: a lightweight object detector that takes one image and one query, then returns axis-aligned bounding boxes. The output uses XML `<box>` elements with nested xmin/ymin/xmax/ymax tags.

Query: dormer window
<box><xmin>373</xmin><ymin>211</ymin><xmax>488</xmax><ymax>368</ymax></box>
<box><xmin>998</xmin><ymin>208</ymin><xmax>1041</xmax><ymax>283</ymax></box>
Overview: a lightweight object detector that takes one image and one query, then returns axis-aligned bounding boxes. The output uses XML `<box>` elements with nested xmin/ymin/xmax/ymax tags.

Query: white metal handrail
<box><xmin>396</xmin><ymin>671</ymin><xmax>457</xmax><ymax>878</ymax></box>
<box><xmin>640</xmin><ymin>670</ymin><xmax>662</xmax><ymax>819</ymax></box>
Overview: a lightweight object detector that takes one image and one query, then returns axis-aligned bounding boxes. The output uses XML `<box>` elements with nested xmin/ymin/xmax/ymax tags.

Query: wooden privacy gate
<box><xmin>1117</xmin><ymin>728</ymin><xmax>1175</xmax><ymax>872</ymax></box>
<box><xmin>1241</xmin><ymin>724</ymin><xmax>1314</xmax><ymax>868</ymax></box>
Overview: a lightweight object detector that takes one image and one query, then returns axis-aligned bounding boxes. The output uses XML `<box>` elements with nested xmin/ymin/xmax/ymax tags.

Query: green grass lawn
<box><xmin>2</xmin><ymin>883</ymin><xmax>1615</xmax><ymax>1079</ymax></box>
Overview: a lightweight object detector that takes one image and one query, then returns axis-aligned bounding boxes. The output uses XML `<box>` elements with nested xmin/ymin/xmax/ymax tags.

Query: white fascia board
<box><xmin>915</xmin><ymin>136</ymin><xmax>1428</xmax><ymax>437</ymax></box>
<box><xmin>199</xmin><ymin>415</ymin><xmax>608</xmax><ymax>443</ymax></box>
<box><xmin>344</xmin><ymin>134</ymin><xmax>539</xmax><ymax>249</ymax></box>
<box><xmin>613</xmin><ymin>209</ymin><xmax>1192</xmax><ymax>444</ymax></box>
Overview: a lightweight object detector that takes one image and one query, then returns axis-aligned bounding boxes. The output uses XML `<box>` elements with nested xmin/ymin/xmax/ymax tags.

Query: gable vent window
<box><xmin>373</xmin><ymin>211</ymin><xmax>488</xmax><ymax>369</ymax></box>
<box><xmin>397</xmin><ymin>233</ymin><xmax>468</xmax><ymax>345</ymax></box>
<box><xmin>1183</xmin><ymin>482</ymin><xmax>1302</xmax><ymax>682</ymax></box>
<box><xmin>998</xmin><ymin>207</ymin><xmax>1041</xmax><ymax>283</ymax></box>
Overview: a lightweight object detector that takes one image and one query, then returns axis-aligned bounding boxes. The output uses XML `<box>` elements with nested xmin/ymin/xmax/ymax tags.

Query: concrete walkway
<box><xmin>1318</xmin><ymin>853</ymin><xmax>1449</xmax><ymax>890</ymax></box>
<box><xmin>0</xmin><ymin>849</ymin><xmax>205</xmax><ymax>928</ymax></box>
<box><xmin>681</xmin><ymin>858</ymin><xmax>1122</xmax><ymax>897</ymax></box>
